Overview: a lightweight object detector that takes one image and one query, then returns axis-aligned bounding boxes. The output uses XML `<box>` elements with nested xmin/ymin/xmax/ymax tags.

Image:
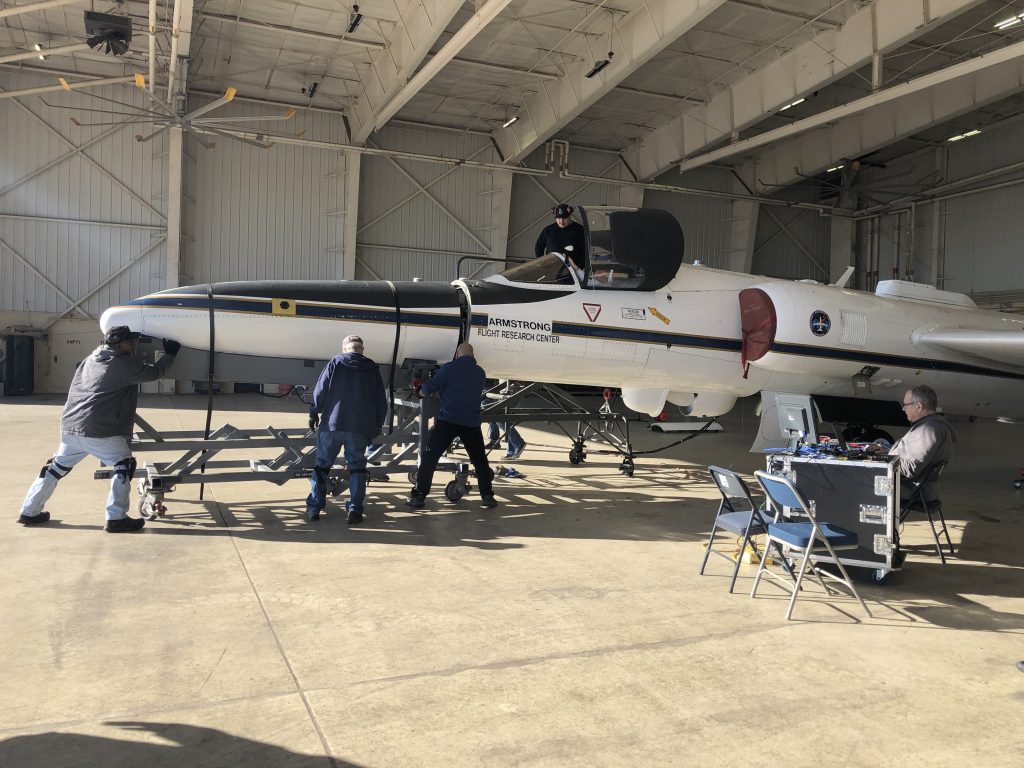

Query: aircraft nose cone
<box><xmin>100</xmin><ymin>304</ymin><xmax>144</xmax><ymax>336</ymax></box>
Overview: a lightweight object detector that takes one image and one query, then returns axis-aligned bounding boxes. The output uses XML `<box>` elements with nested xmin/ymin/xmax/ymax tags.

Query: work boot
<box><xmin>406</xmin><ymin>491</ymin><xmax>425</xmax><ymax>509</ymax></box>
<box><xmin>18</xmin><ymin>511</ymin><xmax>51</xmax><ymax>526</ymax></box>
<box><xmin>504</xmin><ymin>444</ymin><xmax>527</xmax><ymax>460</ymax></box>
<box><xmin>306</xmin><ymin>509</ymin><xmax>321</xmax><ymax>521</ymax></box>
<box><xmin>480</xmin><ymin>495</ymin><xmax>498</xmax><ymax>509</ymax></box>
<box><xmin>346</xmin><ymin>509</ymin><xmax>364</xmax><ymax>525</ymax></box>
<box><xmin>105</xmin><ymin>516</ymin><xmax>145</xmax><ymax>533</ymax></box>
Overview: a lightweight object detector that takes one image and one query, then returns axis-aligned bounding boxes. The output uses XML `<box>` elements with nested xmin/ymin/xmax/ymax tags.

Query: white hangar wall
<box><xmin>356</xmin><ymin>124</ymin><xmax>503</xmax><ymax>282</ymax></box>
<box><xmin>854</xmin><ymin>119</ymin><xmax>1024</xmax><ymax>301</ymax></box>
<box><xmin>750</xmin><ymin>197</ymin><xmax>832</xmax><ymax>283</ymax></box>
<box><xmin>183</xmin><ymin>96</ymin><xmax>348</xmax><ymax>285</ymax></box>
<box><xmin>644</xmin><ymin>167</ymin><xmax>732</xmax><ymax>272</ymax></box>
<box><xmin>940</xmin><ymin>119</ymin><xmax>1024</xmax><ymax>299</ymax></box>
<box><xmin>0</xmin><ymin>72</ymin><xmax>168</xmax><ymax>323</ymax></box>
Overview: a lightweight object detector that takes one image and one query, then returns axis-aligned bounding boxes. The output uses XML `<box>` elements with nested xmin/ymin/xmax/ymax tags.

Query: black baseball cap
<box><xmin>104</xmin><ymin>325</ymin><xmax>141</xmax><ymax>345</ymax></box>
<box><xmin>554</xmin><ymin>203</ymin><xmax>573</xmax><ymax>218</ymax></box>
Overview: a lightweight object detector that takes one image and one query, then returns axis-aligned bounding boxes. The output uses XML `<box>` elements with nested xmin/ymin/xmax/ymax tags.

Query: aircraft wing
<box><xmin>913</xmin><ymin>329</ymin><xmax>1024</xmax><ymax>367</ymax></box>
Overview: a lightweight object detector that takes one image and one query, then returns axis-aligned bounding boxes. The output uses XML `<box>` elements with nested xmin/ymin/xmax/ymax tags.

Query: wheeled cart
<box><xmin>766</xmin><ymin>454</ymin><xmax>901</xmax><ymax>584</ymax></box>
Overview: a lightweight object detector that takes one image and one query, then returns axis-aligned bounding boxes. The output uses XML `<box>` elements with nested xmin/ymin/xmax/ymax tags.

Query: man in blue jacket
<box><xmin>307</xmin><ymin>334</ymin><xmax>388</xmax><ymax>524</ymax></box>
<box><xmin>408</xmin><ymin>342</ymin><xmax>496</xmax><ymax>510</ymax></box>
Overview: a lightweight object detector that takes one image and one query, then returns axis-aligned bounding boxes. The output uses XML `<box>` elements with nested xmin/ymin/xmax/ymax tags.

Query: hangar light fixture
<box><xmin>501</xmin><ymin>115</ymin><xmax>518</xmax><ymax>128</ymax></box>
<box><xmin>779</xmin><ymin>97</ymin><xmax>805</xmax><ymax>112</ymax></box>
<box><xmin>946</xmin><ymin>129</ymin><xmax>981</xmax><ymax>142</ymax></box>
<box><xmin>347</xmin><ymin>4</ymin><xmax>363</xmax><ymax>34</ymax></box>
<box><xmin>585</xmin><ymin>52</ymin><xmax>613</xmax><ymax>79</ymax></box>
<box><xmin>994</xmin><ymin>14</ymin><xmax>1024</xmax><ymax>30</ymax></box>
<box><xmin>826</xmin><ymin>164</ymin><xmax>844</xmax><ymax>173</ymax></box>
<box><xmin>33</xmin><ymin>42</ymin><xmax>45</xmax><ymax>60</ymax></box>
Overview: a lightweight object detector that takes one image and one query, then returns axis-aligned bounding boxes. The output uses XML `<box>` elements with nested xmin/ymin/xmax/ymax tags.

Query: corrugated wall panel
<box><xmin>184</xmin><ymin>97</ymin><xmax>346</xmax><ymax>283</ymax></box>
<box><xmin>852</xmin><ymin>126</ymin><xmax>1024</xmax><ymax>296</ymax></box>
<box><xmin>357</xmin><ymin>125</ymin><xmax>500</xmax><ymax>281</ymax></box>
<box><xmin>751</xmin><ymin>189</ymin><xmax>832</xmax><ymax>281</ymax></box>
<box><xmin>941</xmin><ymin>119</ymin><xmax>1024</xmax><ymax>294</ymax></box>
<box><xmin>943</xmin><ymin>184</ymin><xmax>1024</xmax><ymax>293</ymax></box>
<box><xmin>0</xmin><ymin>72</ymin><xmax>167</xmax><ymax>317</ymax></box>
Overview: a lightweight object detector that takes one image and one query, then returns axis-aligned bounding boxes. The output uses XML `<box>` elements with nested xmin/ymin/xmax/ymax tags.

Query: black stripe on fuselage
<box><xmin>127</xmin><ymin>295</ymin><xmax>466</xmax><ymax>329</ymax></box>
<box><xmin>552</xmin><ymin>321</ymin><xmax>743</xmax><ymax>352</ymax></box>
<box><xmin>463</xmin><ymin>280</ymin><xmax>574</xmax><ymax>305</ymax></box>
<box><xmin>158</xmin><ymin>280</ymin><xmax>463</xmax><ymax>309</ymax></box>
<box><xmin>770</xmin><ymin>340</ymin><xmax>1024</xmax><ymax>380</ymax></box>
<box><xmin>552</xmin><ymin>322</ymin><xmax>1024</xmax><ymax>381</ymax></box>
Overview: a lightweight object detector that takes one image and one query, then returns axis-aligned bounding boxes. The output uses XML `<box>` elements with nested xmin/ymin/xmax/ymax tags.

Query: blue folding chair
<box><xmin>752</xmin><ymin>470</ymin><xmax>871</xmax><ymax>621</ymax></box>
<box><xmin>701</xmin><ymin>466</ymin><xmax>778</xmax><ymax>593</ymax></box>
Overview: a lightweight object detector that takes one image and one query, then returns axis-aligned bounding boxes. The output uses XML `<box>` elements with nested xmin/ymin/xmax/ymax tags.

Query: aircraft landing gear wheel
<box><xmin>408</xmin><ymin>470</ymin><xmax>418</xmax><ymax>485</ymax></box>
<box><xmin>873</xmin><ymin>569</ymin><xmax>890</xmax><ymax>586</ymax></box>
<box><xmin>619</xmin><ymin>458</ymin><xmax>635</xmax><ymax>477</ymax></box>
<box><xmin>327</xmin><ymin>477</ymin><xmax>343</xmax><ymax>497</ymax></box>
<box><xmin>569</xmin><ymin>442</ymin><xmax>586</xmax><ymax>465</ymax></box>
<box><xmin>444</xmin><ymin>480</ymin><xmax>464</xmax><ymax>502</ymax></box>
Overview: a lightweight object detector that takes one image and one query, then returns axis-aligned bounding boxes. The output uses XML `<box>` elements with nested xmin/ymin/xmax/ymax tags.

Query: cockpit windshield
<box><xmin>584</xmin><ymin>209</ymin><xmax>646</xmax><ymax>290</ymax></box>
<box><xmin>499</xmin><ymin>254</ymin><xmax>577</xmax><ymax>286</ymax></box>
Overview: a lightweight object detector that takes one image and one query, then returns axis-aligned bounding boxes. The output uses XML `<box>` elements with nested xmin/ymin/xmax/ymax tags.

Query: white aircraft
<box><xmin>100</xmin><ymin>206</ymin><xmax>1024</xmax><ymax>425</ymax></box>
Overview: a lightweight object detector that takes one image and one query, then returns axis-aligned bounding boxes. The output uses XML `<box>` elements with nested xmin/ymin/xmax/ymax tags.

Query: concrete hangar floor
<box><xmin>1</xmin><ymin>392</ymin><xmax>1022</xmax><ymax>767</ymax></box>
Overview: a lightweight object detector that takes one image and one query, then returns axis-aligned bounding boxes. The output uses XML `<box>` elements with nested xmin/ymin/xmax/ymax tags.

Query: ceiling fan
<box><xmin>55</xmin><ymin>74</ymin><xmax>301</xmax><ymax>150</ymax></box>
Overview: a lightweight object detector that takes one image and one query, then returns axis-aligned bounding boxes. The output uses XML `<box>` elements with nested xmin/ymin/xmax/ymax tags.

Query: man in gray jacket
<box><xmin>17</xmin><ymin>326</ymin><xmax>179</xmax><ymax>532</ymax></box>
<box><xmin>885</xmin><ymin>384</ymin><xmax>956</xmax><ymax>503</ymax></box>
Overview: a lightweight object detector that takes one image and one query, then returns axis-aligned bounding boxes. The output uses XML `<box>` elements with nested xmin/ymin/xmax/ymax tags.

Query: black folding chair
<box><xmin>701</xmin><ymin>466</ymin><xmax>779</xmax><ymax>593</ymax></box>
<box><xmin>899</xmin><ymin>460</ymin><xmax>954</xmax><ymax>564</ymax></box>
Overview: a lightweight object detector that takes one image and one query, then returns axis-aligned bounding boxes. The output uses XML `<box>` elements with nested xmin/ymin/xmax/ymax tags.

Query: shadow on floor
<box><xmin>0</xmin><ymin>721</ymin><xmax>353</xmax><ymax>768</ymax></box>
<box><xmin>112</xmin><ymin>479</ymin><xmax>719</xmax><ymax>550</ymax></box>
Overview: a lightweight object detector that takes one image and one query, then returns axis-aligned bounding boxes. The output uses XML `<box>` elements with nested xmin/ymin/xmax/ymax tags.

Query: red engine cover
<box><xmin>739</xmin><ymin>288</ymin><xmax>776</xmax><ymax>365</ymax></box>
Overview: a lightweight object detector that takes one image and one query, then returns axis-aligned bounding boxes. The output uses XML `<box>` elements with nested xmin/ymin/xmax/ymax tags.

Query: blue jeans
<box><xmin>489</xmin><ymin>422</ymin><xmax>524</xmax><ymax>455</ymax></box>
<box><xmin>306</xmin><ymin>430</ymin><xmax>369</xmax><ymax>514</ymax></box>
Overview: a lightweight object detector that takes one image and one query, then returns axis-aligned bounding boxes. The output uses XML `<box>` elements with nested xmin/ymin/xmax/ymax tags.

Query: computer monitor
<box><xmin>776</xmin><ymin>394</ymin><xmax>818</xmax><ymax>450</ymax></box>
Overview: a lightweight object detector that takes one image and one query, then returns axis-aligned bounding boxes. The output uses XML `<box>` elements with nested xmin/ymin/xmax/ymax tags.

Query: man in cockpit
<box><xmin>535</xmin><ymin>203</ymin><xmax>587</xmax><ymax>277</ymax></box>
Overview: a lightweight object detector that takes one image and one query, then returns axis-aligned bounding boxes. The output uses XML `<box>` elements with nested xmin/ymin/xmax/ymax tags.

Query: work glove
<box><xmin>308</xmin><ymin>412</ymin><xmax>320</xmax><ymax>432</ymax></box>
<box><xmin>162</xmin><ymin>339</ymin><xmax>181</xmax><ymax>355</ymax></box>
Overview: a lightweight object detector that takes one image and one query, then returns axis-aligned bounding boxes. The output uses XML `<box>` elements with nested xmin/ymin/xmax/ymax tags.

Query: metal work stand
<box><xmin>480</xmin><ymin>381</ymin><xmax>638</xmax><ymax>476</ymax></box>
<box><xmin>94</xmin><ymin>396</ymin><xmax>467</xmax><ymax>519</ymax></box>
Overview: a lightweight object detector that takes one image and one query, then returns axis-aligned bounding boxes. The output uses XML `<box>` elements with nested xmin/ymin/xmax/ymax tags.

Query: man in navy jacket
<box><xmin>408</xmin><ymin>342</ymin><xmax>496</xmax><ymax>510</ymax></box>
<box><xmin>307</xmin><ymin>334</ymin><xmax>387</xmax><ymax>524</ymax></box>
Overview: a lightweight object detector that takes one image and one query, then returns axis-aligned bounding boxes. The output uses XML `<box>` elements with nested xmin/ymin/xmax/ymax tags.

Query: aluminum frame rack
<box><xmin>480</xmin><ymin>382</ymin><xmax>638</xmax><ymax>476</ymax></box>
<box><xmin>94</xmin><ymin>397</ymin><xmax>465</xmax><ymax>520</ymax></box>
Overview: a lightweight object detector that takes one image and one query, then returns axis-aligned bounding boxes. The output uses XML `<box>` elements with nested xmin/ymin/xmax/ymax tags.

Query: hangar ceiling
<box><xmin>1</xmin><ymin>0</ymin><xmax>1024</xmax><ymax>196</ymax></box>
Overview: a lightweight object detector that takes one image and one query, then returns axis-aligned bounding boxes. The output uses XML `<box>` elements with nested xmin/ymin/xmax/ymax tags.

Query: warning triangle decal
<box><xmin>583</xmin><ymin>303</ymin><xmax>601</xmax><ymax>322</ymax></box>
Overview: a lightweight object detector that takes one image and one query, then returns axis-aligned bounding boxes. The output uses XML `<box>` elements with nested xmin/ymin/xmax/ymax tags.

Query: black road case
<box><xmin>767</xmin><ymin>454</ymin><xmax>900</xmax><ymax>583</ymax></box>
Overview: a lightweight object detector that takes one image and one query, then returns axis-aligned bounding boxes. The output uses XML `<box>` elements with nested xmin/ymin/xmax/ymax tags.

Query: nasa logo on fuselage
<box><xmin>809</xmin><ymin>310</ymin><xmax>831</xmax><ymax>337</ymax></box>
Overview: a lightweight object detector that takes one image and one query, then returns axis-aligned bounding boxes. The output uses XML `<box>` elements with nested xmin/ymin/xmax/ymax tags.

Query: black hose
<box><xmin>628</xmin><ymin>420</ymin><xmax>719</xmax><ymax>456</ymax></box>
<box><xmin>199</xmin><ymin>283</ymin><xmax>215</xmax><ymax>500</ymax></box>
<box><xmin>385</xmin><ymin>281</ymin><xmax>401</xmax><ymax>435</ymax></box>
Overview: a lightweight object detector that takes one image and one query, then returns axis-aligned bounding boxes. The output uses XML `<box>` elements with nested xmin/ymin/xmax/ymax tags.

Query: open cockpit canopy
<box><xmin>497</xmin><ymin>206</ymin><xmax>685</xmax><ymax>291</ymax></box>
